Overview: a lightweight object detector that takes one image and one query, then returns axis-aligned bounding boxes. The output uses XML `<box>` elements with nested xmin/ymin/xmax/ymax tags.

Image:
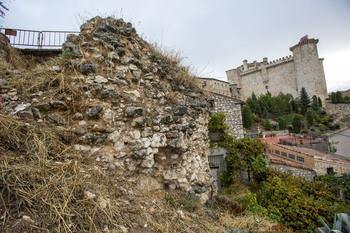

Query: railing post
<box><xmin>37</xmin><ymin>31</ymin><xmax>43</xmax><ymax>49</ymax></box>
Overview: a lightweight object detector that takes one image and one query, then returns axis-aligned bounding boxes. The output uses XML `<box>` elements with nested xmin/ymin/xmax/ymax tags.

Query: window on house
<box><xmin>266</xmin><ymin>86</ymin><xmax>269</xmax><ymax>90</ymax></box>
<box><xmin>288</xmin><ymin>154</ymin><xmax>295</xmax><ymax>159</ymax></box>
<box><xmin>268</xmin><ymin>149</ymin><xmax>271</xmax><ymax>153</ymax></box>
<box><xmin>297</xmin><ymin>156</ymin><xmax>304</xmax><ymax>162</ymax></box>
<box><xmin>327</xmin><ymin>167</ymin><xmax>334</xmax><ymax>175</ymax></box>
<box><xmin>275</xmin><ymin>150</ymin><xmax>280</xmax><ymax>155</ymax></box>
<box><xmin>281</xmin><ymin>152</ymin><xmax>287</xmax><ymax>157</ymax></box>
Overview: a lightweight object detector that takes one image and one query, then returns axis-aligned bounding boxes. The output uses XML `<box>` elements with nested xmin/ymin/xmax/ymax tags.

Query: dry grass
<box><xmin>0</xmin><ymin>112</ymin><xmax>229</xmax><ymax>232</ymax></box>
<box><xmin>220</xmin><ymin>181</ymin><xmax>250</xmax><ymax>201</ymax></box>
<box><xmin>148</xmin><ymin>42</ymin><xmax>201</xmax><ymax>93</ymax></box>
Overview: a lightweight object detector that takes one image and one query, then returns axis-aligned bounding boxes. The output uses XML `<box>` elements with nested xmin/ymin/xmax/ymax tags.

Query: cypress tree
<box><xmin>300</xmin><ymin>87</ymin><xmax>311</xmax><ymax>109</ymax></box>
<box><xmin>312</xmin><ymin>95</ymin><xmax>319</xmax><ymax>111</ymax></box>
<box><xmin>291</xmin><ymin>99</ymin><xmax>299</xmax><ymax>113</ymax></box>
<box><xmin>292</xmin><ymin>115</ymin><xmax>302</xmax><ymax>133</ymax></box>
<box><xmin>306</xmin><ymin>110</ymin><xmax>315</xmax><ymax>125</ymax></box>
<box><xmin>318</xmin><ymin>97</ymin><xmax>322</xmax><ymax>108</ymax></box>
<box><xmin>242</xmin><ymin>106</ymin><xmax>254</xmax><ymax>129</ymax></box>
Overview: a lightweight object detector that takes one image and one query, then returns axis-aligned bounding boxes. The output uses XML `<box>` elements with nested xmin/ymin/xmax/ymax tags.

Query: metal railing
<box><xmin>0</xmin><ymin>28</ymin><xmax>79</xmax><ymax>49</ymax></box>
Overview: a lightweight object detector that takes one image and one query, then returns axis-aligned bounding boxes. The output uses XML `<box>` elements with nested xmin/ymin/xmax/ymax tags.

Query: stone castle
<box><xmin>226</xmin><ymin>38</ymin><xmax>328</xmax><ymax>103</ymax></box>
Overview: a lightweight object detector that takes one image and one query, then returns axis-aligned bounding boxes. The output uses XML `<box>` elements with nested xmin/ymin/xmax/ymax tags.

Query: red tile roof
<box><xmin>268</xmin><ymin>152</ymin><xmax>314</xmax><ymax>170</ymax></box>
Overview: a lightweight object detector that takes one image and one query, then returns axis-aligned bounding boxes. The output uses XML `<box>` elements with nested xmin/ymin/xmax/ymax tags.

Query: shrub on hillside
<box><xmin>292</xmin><ymin>114</ymin><xmax>302</xmax><ymax>133</ymax></box>
<box><xmin>278</xmin><ymin>117</ymin><xmax>287</xmax><ymax>130</ymax></box>
<box><xmin>306</xmin><ymin>110</ymin><xmax>315</xmax><ymax>125</ymax></box>
<box><xmin>242</xmin><ymin>106</ymin><xmax>254</xmax><ymax>129</ymax></box>
<box><xmin>241</xmin><ymin>172</ymin><xmax>348</xmax><ymax>232</ymax></box>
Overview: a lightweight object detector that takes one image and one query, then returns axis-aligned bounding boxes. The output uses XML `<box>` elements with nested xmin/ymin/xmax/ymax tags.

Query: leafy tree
<box><xmin>292</xmin><ymin>114</ymin><xmax>302</xmax><ymax>133</ymax></box>
<box><xmin>246</xmin><ymin>98</ymin><xmax>261</xmax><ymax>116</ymax></box>
<box><xmin>299</xmin><ymin>87</ymin><xmax>311</xmax><ymax>109</ymax></box>
<box><xmin>306</xmin><ymin>110</ymin><xmax>315</xmax><ymax>125</ymax></box>
<box><xmin>276</xmin><ymin>92</ymin><xmax>293</xmax><ymax>114</ymax></box>
<box><xmin>0</xmin><ymin>1</ymin><xmax>9</xmax><ymax>18</ymax></box>
<box><xmin>220</xmin><ymin>136</ymin><xmax>267</xmax><ymax>184</ymax></box>
<box><xmin>301</xmin><ymin>105</ymin><xmax>307</xmax><ymax>115</ymax></box>
<box><xmin>208</xmin><ymin>113</ymin><xmax>228</xmax><ymax>132</ymax></box>
<box><xmin>242</xmin><ymin>172</ymin><xmax>348</xmax><ymax>232</ymax></box>
<box><xmin>336</xmin><ymin>91</ymin><xmax>343</xmax><ymax>103</ymax></box>
<box><xmin>261</xmin><ymin>105</ymin><xmax>269</xmax><ymax>119</ymax></box>
<box><xmin>278</xmin><ymin>117</ymin><xmax>287</xmax><ymax>130</ymax></box>
<box><xmin>271</xmin><ymin>104</ymin><xmax>282</xmax><ymax>118</ymax></box>
<box><xmin>264</xmin><ymin>119</ymin><xmax>272</xmax><ymax>130</ymax></box>
<box><xmin>291</xmin><ymin>99</ymin><xmax>299</xmax><ymax>113</ymax></box>
<box><xmin>241</xmin><ymin>106</ymin><xmax>254</xmax><ymax>129</ymax></box>
<box><xmin>331</xmin><ymin>92</ymin><xmax>337</xmax><ymax>104</ymax></box>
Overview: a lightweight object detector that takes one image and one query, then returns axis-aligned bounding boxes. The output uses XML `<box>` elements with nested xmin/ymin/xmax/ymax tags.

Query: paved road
<box><xmin>330</xmin><ymin>128</ymin><xmax>350</xmax><ymax>158</ymax></box>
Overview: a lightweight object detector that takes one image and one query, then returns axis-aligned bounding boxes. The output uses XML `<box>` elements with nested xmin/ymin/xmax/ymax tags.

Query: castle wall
<box><xmin>226</xmin><ymin>38</ymin><xmax>328</xmax><ymax>103</ymax></box>
<box><xmin>265</xmin><ymin>62</ymin><xmax>298</xmax><ymax>97</ymax></box>
<box><xmin>226</xmin><ymin>69</ymin><xmax>241</xmax><ymax>88</ymax></box>
<box><xmin>239</xmin><ymin>61</ymin><xmax>298</xmax><ymax>100</ymax></box>
<box><xmin>291</xmin><ymin>39</ymin><xmax>328</xmax><ymax>103</ymax></box>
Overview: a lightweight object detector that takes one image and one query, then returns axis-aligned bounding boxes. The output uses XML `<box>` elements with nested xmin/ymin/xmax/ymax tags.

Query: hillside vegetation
<box><xmin>242</xmin><ymin>89</ymin><xmax>343</xmax><ymax>135</ymax></box>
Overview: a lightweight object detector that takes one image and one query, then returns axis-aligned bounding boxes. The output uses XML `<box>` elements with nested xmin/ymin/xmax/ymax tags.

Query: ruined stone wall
<box><xmin>268</xmin><ymin>163</ymin><xmax>316</xmax><ymax>181</ymax></box>
<box><xmin>325</xmin><ymin>102</ymin><xmax>350</xmax><ymax>124</ymax></box>
<box><xmin>0</xmin><ymin>33</ymin><xmax>11</xmax><ymax>63</ymax></box>
<box><xmin>209</xmin><ymin>93</ymin><xmax>244</xmax><ymax>138</ymax></box>
<box><xmin>13</xmin><ymin>17</ymin><xmax>213</xmax><ymax>200</ymax></box>
<box><xmin>315</xmin><ymin>160</ymin><xmax>350</xmax><ymax>176</ymax></box>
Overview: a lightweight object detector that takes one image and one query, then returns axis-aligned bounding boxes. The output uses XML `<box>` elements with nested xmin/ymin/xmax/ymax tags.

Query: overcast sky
<box><xmin>1</xmin><ymin>0</ymin><xmax>350</xmax><ymax>92</ymax></box>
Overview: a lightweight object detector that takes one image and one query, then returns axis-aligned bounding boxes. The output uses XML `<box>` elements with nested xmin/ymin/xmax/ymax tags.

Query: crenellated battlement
<box><xmin>226</xmin><ymin>37</ymin><xmax>327</xmax><ymax>104</ymax></box>
<box><xmin>266</xmin><ymin>55</ymin><xmax>294</xmax><ymax>68</ymax></box>
<box><xmin>239</xmin><ymin>55</ymin><xmax>294</xmax><ymax>76</ymax></box>
<box><xmin>290</xmin><ymin>38</ymin><xmax>319</xmax><ymax>52</ymax></box>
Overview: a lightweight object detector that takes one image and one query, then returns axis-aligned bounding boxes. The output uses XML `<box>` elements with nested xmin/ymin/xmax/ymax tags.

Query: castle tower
<box><xmin>290</xmin><ymin>39</ymin><xmax>328</xmax><ymax>104</ymax></box>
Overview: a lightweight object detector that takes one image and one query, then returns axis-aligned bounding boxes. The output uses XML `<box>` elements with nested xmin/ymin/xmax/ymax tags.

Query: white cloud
<box><xmin>323</xmin><ymin>48</ymin><xmax>350</xmax><ymax>92</ymax></box>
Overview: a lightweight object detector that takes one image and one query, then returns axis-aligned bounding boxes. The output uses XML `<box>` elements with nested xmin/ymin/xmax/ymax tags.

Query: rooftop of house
<box><xmin>261</xmin><ymin>135</ymin><xmax>296</xmax><ymax>144</ymax></box>
<box><xmin>262</xmin><ymin>135</ymin><xmax>350</xmax><ymax>168</ymax></box>
<box><xmin>268</xmin><ymin>152</ymin><xmax>314</xmax><ymax>170</ymax></box>
<box><xmin>196</xmin><ymin>77</ymin><xmax>229</xmax><ymax>84</ymax></box>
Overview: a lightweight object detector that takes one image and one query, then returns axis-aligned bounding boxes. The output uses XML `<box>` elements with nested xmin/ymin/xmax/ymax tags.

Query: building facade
<box><xmin>263</xmin><ymin>136</ymin><xmax>350</xmax><ymax>179</ymax></box>
<box><xmin>226</xmin><ymin>38</ymin><xmax>328</xmax><ymax>103</ymax></box>
<box><xmin>197</xmin><ymin>77</ymin><xmax>232</xmax><ymax>96</ymax></box>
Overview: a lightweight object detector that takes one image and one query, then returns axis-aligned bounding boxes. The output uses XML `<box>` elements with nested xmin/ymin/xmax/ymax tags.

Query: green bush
<box><xmin>306</xmin><ymin>110</ymin><xmax>315</xmax><ymax>125</ymax></box>
<box><xmin>292</xmin><ymin>115</ymin><xmax>302</xmax><ymax>133</ymax></box>
<box><xmin>264</xmin><ymin>119</ymin><xmax>272</xmax><ymax>130</ymax></box>
<box><xmin>242</xmin><ymin>106</ymin><xmax>254</xmax><ymax>129</ymax></box>
<box><xmin>242</xmin><ymin>172</ymin><xmax>349</xmax><ymax>232</ymax></box>
<box><xmin>208</xmin><ymin>113</ymin><xmax>228</xmax><ymax>132</ymax></box>
<box><xmin>220</xmin><ymin>136</ymin><xmax>267</xmax><ymax>185</ymax></box>
<box><xmin>278</xmin><ymin>117</ymin><xmax>287</xmax><ymax>130</ymax></box>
